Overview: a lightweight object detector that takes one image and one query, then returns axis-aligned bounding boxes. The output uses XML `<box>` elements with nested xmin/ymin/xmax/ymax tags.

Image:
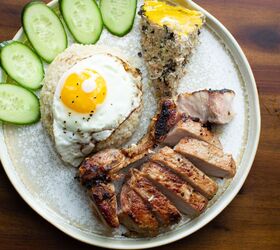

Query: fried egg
<box><xmin>143</xmin><ymin>0</ymin><xmax>204</xmax><ymax>36</ymax></box>
<box><xmin>52</xmin><ymin>53</ymin><xmax>142</xmax><ymax>166</ymax></box>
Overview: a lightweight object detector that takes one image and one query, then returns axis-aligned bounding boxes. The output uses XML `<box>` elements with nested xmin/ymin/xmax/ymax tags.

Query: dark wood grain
<box><xmin>0</xmin><ymin>0</ymin><xmax>279</xmax><ymax>249</ymax></box>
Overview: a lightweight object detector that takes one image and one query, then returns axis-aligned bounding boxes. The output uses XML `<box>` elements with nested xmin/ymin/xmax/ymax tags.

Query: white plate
<box><xmin>0</xmin><ymin>0</ymin><xmax>260</xmax><ymax>249</ymax></box>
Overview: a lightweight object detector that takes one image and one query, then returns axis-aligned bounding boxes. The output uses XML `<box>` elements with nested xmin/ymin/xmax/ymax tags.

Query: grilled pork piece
<box><xmin>154</xmin><ymin>99</ymin><xmax>180</xmax><ymax>142</ymax></box>
<box><xmin>119</xmin><ymin>184</ymin><xmax>159</xmax><ymax>236</ymax></box>
<box><xmin>88</xmin><ymin>182</ymin><xmax>119</xmax><ymax>228</ymax></box>
<box><xmin>128</xmin><ymin>169</ymin><xmax>181</xmax><ymax>226</ymax></box>
<box><xmin>175</xmin><ymin>138</ymin><xmax>236</xmax><ymax>178</ymax></box>
<box><xmin>177</xmin><ymin>89</ymin><xmax>235</xmax><ymax>124</ymax></box>
<box><xmin>79</xmin><ymin>149</ymin><xmax>128</xmax><ymax>186</ymax></box>
<box><xmin>163</xmin><ymin>117</ymin><xmax>222</xmax><ymax>148</ymax></box>
<box><xmin>141</xmin><ymin>162</ymin><xmax>208</xmax><ymax>215</ymax></box>
<box><xmin>150</xmin><ymin>147</ymin><xmax>218</xmax><ymax>199</ymax></box>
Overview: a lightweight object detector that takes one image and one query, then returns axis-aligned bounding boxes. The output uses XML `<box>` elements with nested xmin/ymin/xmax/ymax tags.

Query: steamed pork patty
<box><xmin>41</xmin><ymin>44</ymin><xmax>143</xmax><ymax>167</ymax></box>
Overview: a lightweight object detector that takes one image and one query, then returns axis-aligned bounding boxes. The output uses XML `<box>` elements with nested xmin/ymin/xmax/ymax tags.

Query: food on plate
<box><xmin>100</xmin><ymin>0</ymin><xmax>137</xmax><ymax>37</ymax></box>
<box><xmin>78</xmin><ymin>148</ymin><xmax>129</xmax><ymax>186</ymax></box>
<box><xmin>0</xmin><ymin>0</ymin><xmax>241</xmax><ymax>239</ymax></box>
<box><xmin>88</xmin><ymin>182</ymin><xmax>119</xmax><ymax>228</ymax></box>
<box><xmin>0</xmin><ymin>84</ymin><xmax>40</xmax><ymax>124</ymax></box>
<box><xmin>150</xmin><ymin>147</ymin><xmax>218</xmax><ymax>199</ymax></box>
<box><xmin>40</xmin><ymin>44</ymin><xmax>143</xmax><ymax>166</ymax></box>
<box><xmin>59</xmin><ymin>0</ymin><xmax>103</xmax><ymax>44</ymax></box>
<box><xmin>177</xmin><ymin>89</ymin><xmax>235</xmax><ymax>124</ymax></box>
<box><xmin>141</xmin><ymin>162</ymin><xmax>208</xmax><ymax>215</ymax></box>
<box><xmin>22</xmin><ymin>1</ymin><xmax>68</xmax><ymax>63</ymax></box>
<box><xmin>119</xmin><ymin>184</ymin><xmax>159</xmax><ymax>236</ymax></box>
<box><xmin>140</xmin><ymin>0</ymin><xmax>205</xmax><ymax>97</ymax></box>
<box><xmin>0</xmin><ymin>41</ymin><xmax>44</xmax><ymax>90</ymax></box>
<box><xmin>77</xmin><ymin>88</ymin><xmax>236</xmax><ymax>234</ymax></box>
<box><xmin>175</xmin><ymin>138</ymin><xmax>236</xmax><ymax>178</ymax></box>
<box><xmin>162</xmin><ymin>117</ymin><xmax>222</xmax><ymax>148</ymax></box>
<box><xmin>128</xmin><ymin>168</ymin><xmax>181</xmax><ymax>226</ymax></box>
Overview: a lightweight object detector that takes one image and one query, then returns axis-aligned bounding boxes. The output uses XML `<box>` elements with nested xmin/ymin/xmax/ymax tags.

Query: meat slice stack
<box><xmin>150</xmin><ymin>147</ymin><xmax>218</xmax><ymax>199</ymax></box>
<box><xmin>77</xmin><ymin>89</ymin><xmax>237</xmax><ymax>236</ymax></box>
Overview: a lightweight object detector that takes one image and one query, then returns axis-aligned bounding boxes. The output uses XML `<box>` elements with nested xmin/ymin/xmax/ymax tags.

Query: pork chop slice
<box><xmin>177</xmin><ymin>89</ymin><xmax>235</xmax><ymax>124</ymax></box>
<box><xmin>150</xmin><ymin>147</ymin><xmax>218</xmax><ymax>199</ymax></box>
<box><xmin>79</xmin><ymin>149</ymin><xmax>129</xmax><ymax>186</ymax></box>
<box><xmin>88</xmin><ymin>182</ymin><xmax>119</xmax><ymax>228</ymax></box>
<box><xmin>141</xmin><ymin>162</ymin><xmax>208</xmax><ymax>215</ymax></box>
<box><xmin>119</xmin><ymin>184</ymin><xmax>159</xmax><ymax>236</ymax></box>
<box><xmin>163</xmin><ymin>117</ymin><xmax>222</xmax><ymax>148</ymax></box>
<box><xmin>127</xmin><ymin>169</ymin><xmax>181</xmax><ymax>226</ymax></box>
<box><xmin>175</xmin><ymin>138</ymin><xmax>236</xmax><ymax>178</ymax></box>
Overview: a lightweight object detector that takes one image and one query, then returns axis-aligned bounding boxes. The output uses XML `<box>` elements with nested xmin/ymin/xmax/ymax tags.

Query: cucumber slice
<box><xmin>0</xmin><ymin>84</ymin><xmax>40</xmax><ymax>125</ymax></box>
<box><xmin>100</xmin><ymin>0</ymin><xmax>137</xmax><ymax>37</ymax></box>
<box><xmin>0</xmin><ymin>41</ymin><xmax>44</xmax><ymax>90</ymax></box>
<box><xmin>59</xmin><ymin>0</ymin><xmax>103</xmax><ymax>44</ymax></box>
<box><xmin>22</xmin><ymin>1</ymin><xmax>67</xmax><ymax>63</ymax></box>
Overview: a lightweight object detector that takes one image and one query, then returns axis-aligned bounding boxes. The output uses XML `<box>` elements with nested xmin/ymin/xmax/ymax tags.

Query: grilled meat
<box><xmin>163</xmin><ymin>117</ymin><xmax>222</xmax><ymax>148</ymax></box>
<box><xmin>79</xmin><ymin>149</ymin><xmax>128</xmax><ymax>187</ymax></box>
<box><xmin>177</xmin><ymin>89</ymin><xmax>235</xmax><ymax>124</ymax></box>
<box><xmin>88</xmin><ymin>182</ymin><xmax>119</xmax><ymax>228</ymax></box>
<box><xmin>150</xmin><ymin>147</ymin><xmax>218</xmax><ymax>199</ymax></box>
<box><xmin>141</xmin><ymin>162</ymin><xmax>208</xmax><ymax>215</ymax></box>
<box><xmin>128</xmin><ymin>169</ymin><xmax>181</xmax><ymax>226</ymax></box>
<box><xmin>175</xmin><ymin>138</ymin><xmax>236</xmax><ymax>178</ymax></box>
<box><xmin>119</xmin><ymin>184</ymin><xmax>159</xmax><ymax>236</ymax></box>
<box><xmin>154</xmin><ymin>99</ymin><xmax>180</xmax><ymax>142</ymax></box>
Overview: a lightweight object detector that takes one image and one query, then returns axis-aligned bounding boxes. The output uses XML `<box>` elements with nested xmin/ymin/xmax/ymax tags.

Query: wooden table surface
<box><xmin>0</xmin><ymin>0</ymin><xmax>279</xmax><ymax>249</ymax></box>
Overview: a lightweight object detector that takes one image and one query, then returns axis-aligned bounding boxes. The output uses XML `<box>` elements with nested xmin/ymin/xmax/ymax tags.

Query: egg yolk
<box><xmin>143</xmin><ymin>0</ymin><xmax>204</xmax><ymax>36</ymax></box>
<box><xmin>61</xmin><ymin>69</ymin><xmax>107</xmax><ymax>114</ymax></box>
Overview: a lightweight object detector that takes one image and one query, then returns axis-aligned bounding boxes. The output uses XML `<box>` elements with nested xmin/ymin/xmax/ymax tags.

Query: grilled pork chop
<box><xmin>128</xmin><ymin>169</ymin><xmax>181</xmax><ymax>226</ymax></box>
<box><xmin>177</xmin><ymin>89</ymin><xmax>235</xmax><ymax>124</ymax></box>
<box><xmin>163</xmin><ymin>117</ymin><xmax>222</xmax><ymax>148</ymax></box>
<box><xmin>119</xmin><ymin>184</ymin><xmax>159</xmax><ymax>236</ymax></box>
<box><xmin>154</xmin><ymin>99</ymin><xmax>180</xmax><ymax>142</ymax></box>
<box><xmin>150</xmin><ymin>147</ymin><xmax>218</xmax><ymax>199</ymax></box>
<box><xmin>79</xmin><ymin>149</ymin><xmax>128</xmax><ymax>186</ymax></box>
<box><xmin>175</xmin><ymin>138</ymin><xmax>236</xmax><ymax>178</ymax></box>
<box><xmin>88</xmin><ymin>182</ymin><xmax>119</xmax><ymax>228</ymax></box>
<box><xmin>141</xmin><ymin>162</ymin><xmax>208</xmax><ymax>215</ymax></box>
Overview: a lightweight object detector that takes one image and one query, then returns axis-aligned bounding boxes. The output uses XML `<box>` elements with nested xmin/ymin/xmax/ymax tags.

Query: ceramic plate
<box><xmin>0</xmin><ymin>0</ymin><xmax>260</xmax><ymax>249</ymax></box>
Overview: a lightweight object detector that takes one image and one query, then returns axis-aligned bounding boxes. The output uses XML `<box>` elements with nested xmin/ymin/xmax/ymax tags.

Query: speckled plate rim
<box><xmin>0</xmin><ymin>0</ymin><xmax>260</xmax><ymax>249</ymax></box>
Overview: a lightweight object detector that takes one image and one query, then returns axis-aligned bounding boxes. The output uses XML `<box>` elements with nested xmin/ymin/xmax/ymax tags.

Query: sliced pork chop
<box><xmin>141</xmin><ymin>162</ymin><xmax>208</xmax><ymax>215</ymax></box>
<box><xmin>177</xmin><ymin>89</ymin><xmax>235</xmax><ymax>124</ymax></box>
<box><xmin>88</xmin><ymin>182</ymin><xmax>119</xmax><ymax>228</ymax></box>
<box><xmin>79</xmin><ymin>149</ymin><xmax>128</xmax><ymax>186</ymax></box>
<box><xmin>154</xmin><ymin>99</ymin><xmax>180</xmax><ymax>142</ymax></box>
<box><xmin>175</xmin><ymin>138</ymin><xmax>236</xmax><ymax>178</ymax></box>
<box><xmin>150</xmin><ymin>147</ymin><xmax>218</xmax><ymax>199</ymax></box>
<box><xmin>127</xmin><ymin>169</ymin><xmax>181</xmax><ymax>226</ymax></box>
<box><xmin>119</xmin><ymin>184</ymin><xmax>159</xmax><ymax>236</ymax></box>
<box><xmin>163</xmin><ymin>117</ymin><xmax>222</xmax><ymax>148</ymax></box>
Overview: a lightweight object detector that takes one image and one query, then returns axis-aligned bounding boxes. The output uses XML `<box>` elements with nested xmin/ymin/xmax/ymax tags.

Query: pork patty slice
<box><xmin>140</xmin><ymin>1</ymin><xmax>205</xmax><ymax>98</ymax></box>
<box><xmin>141</xmin><ymin>162</ymin><xmax>208</xmax><ymax>215</ymax></box>
<box><xmin>175</xmin><ymin>138</ymin><xmax>236</xmax><ymax>178</ymax></box>
<box><xmin>150</xmin><ymin>147</ymin><xmax>218</xmax><ymax>199</ymax></box>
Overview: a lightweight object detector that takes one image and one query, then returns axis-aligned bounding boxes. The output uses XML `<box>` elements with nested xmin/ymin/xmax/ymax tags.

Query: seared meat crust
<box><xmin>119</xmin><ymin>184</ymin><xmax>159</xmax><ymax>236</ymax></box>
<box><xmin>88</xmin><ymin>183</ymin><xmax>119</xmax><ymax>228</ymax></box>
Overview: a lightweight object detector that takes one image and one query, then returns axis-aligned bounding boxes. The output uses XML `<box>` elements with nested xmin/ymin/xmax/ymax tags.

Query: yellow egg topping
<box><xmin>61</xmin><ymin>69</ymin><xmax>107</xmax><ymax>114</ymax></box>
<box><xmin>143</xmin><ymin>0</ymin><xmax>204</xmax><ymax>36</ymax></box>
